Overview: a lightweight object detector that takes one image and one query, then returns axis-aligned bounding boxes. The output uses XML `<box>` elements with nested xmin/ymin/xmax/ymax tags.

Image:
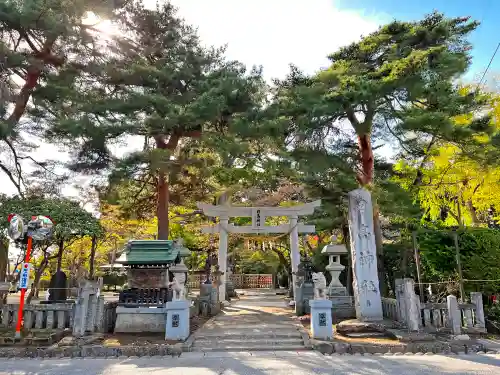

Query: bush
<box><xmin>387</xmin><ymin>227</ymin><xmax>500</xmax><ymax>294</ymax></box>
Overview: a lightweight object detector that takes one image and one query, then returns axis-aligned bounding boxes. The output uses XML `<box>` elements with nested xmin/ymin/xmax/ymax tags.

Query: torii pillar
<box><xmin>197</xmin><ymin>200</ymin><xmax>321</xmax><ymax>302</ymax></box>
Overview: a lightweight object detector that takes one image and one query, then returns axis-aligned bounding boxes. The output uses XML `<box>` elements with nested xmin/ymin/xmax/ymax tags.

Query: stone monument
<box><xmin>47</xmin><ymin>270</ymin><xmax>68</xmax><ymax>302</ymax></box>
<box><xmin>348</xmin><ymin>188</ymin><xmax>383</xmax><ymax>322</ymax></box>
<box><xmin>309</xmin><ymin>272</ymin><xmax>333</xmax><ymax>340</ymax></box>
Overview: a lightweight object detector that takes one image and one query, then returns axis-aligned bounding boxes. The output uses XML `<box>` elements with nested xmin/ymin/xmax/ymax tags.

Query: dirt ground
<box><xmin>294</xmin><ymin>314</ymin><xmax>402</xmax><ymax>347</ymax></box>
<box><xmin>102</xmin><ymin>314</ymin><xmax>209</xmax><ymax>346</ymax></box>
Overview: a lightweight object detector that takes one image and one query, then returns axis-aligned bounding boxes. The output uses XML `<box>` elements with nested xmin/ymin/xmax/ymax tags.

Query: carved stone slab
<box><xmin>348</xmin><ymin>188</ymin><xmax>383</xmax><ymax>321</ymax></box>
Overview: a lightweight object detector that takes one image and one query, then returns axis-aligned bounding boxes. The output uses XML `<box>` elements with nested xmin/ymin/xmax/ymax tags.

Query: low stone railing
<box><xmin>390</xmin><ymin>278</ymin><xmax>486</xmax><ymax>335</ymax></box>
<box><xmin>0</xmin><ymin>278</ymin><xmax>121</xmax><ymax>335</ymax></box>
<box><xmin>0</xmin><ymin>303</ymin><xmax>75</xmax><ymax>330</ymax></box>
<box><xmin>381</xmin><ymin>297</ymin><xmax>399</xmax><ymax>322</ymax></box>
<box><xmin>420</xmin><ymin>293</ymin><xmax>485</xmax><ymax>334</ymax></box>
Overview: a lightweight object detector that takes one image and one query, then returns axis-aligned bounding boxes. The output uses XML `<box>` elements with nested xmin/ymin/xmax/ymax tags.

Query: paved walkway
<box><xmin>192</xmin><ymin>289</ymin><xmax>306</xmax><ymax>352</ymax></box>
<box><xmin>2</xmin><ymin>353</ymin><xmax>500</xmax><ymax>374</ymax></box>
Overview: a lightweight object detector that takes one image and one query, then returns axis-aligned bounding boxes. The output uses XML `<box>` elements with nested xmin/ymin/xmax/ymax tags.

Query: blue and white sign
<box><xmin>18</xmin><ymin>263</ymin><xmax>31</xmax><ymax>289</ymax></box>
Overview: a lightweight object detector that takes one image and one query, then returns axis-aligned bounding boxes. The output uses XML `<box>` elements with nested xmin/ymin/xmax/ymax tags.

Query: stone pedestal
<box><xmin>200</xmin><ymin>283</ymin><xmax>219</xmax><ymax>315</ymax></box>
<box><xmin>348</xmin><ymin>188</ymin><xmax>383</xmax><ymax>322</ymax></box>
<box><xmin>310</xmin><ymin>299</ymin><xmax>333</xmax><ymax>340</ymax></box>
<box><xmin>115</xmin><ymin>307</ymin><xmax>166</xmax><ymax>333</ymax></box>
<box><xmin>295</xmin><ymin>281</ymin><xmax>314</xmax><ymax>316</ymax></box>
<box><xmin>165</xmin><ymin>300</ymin><xmax>190</xmax><ymax>341</ymax></box>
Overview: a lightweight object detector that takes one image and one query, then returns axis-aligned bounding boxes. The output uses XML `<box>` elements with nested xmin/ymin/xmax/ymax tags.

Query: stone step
<box><xmin>192</xmin><ymin>344</ymin><xmax>307</xmax><ymax>352</ymax></box>
<box><xmin>207</xmin><ymin>323</ymin><xmax>297</xmax><ymax>329</ymax></box>
<box><xmin>193</xmin><ymin>337</ymin><xmax>304</xmax><ymax>347</ymax></box>
<box><xmin>195</xmin><ymin>330</ymin><xmax>302</xmax><ymax>339</ymax></box>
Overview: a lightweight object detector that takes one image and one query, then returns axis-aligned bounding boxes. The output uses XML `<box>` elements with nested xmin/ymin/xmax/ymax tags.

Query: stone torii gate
<box><xmin>197</xmin><ymin>200</ymin><xmax>321</xmax><ymax>301</ymax></box>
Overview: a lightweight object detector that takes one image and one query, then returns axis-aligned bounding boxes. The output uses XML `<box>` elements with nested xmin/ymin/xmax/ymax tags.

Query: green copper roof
<box><xmin>116</xmin><ymin>240</ymin><xmax>189</xmax><ymax>265</ymax></box>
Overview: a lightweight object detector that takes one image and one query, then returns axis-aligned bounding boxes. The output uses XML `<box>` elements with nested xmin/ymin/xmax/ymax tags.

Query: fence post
<box><xmin>403</xmin><ymin>278</ymin><xmax>421</xmax><ymax>331</ymax></box>
<box><xmin>447</xmin><ymin>295</ymin><xmax>462</xmax><ymax>335</ymax></box>
<box><xmin>471</xmin><ymin>292</ymin><xmax>485</xmax><ymax>330</ymax></box>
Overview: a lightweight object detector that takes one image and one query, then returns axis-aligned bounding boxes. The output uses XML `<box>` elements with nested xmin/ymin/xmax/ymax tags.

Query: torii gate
<box><xmin>197</xmin><ymin>200</ymin><xmax>321</xmax><ymax>301</ymax></box>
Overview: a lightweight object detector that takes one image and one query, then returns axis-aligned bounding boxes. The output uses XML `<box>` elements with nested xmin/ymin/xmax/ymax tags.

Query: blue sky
<box><xmin>337</xmin><ymin>0</ymin><xmax>500</xmax><ymax>82</ymax></box>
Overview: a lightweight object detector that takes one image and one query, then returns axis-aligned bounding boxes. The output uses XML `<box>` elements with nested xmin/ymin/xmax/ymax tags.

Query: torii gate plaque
<box><xmin>197</xmin><ymin>200</ymin><xmax>321</xmax><ymax>302</ymax></box>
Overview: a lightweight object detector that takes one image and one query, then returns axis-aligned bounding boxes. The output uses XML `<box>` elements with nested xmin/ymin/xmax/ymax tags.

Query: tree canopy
<box><xmin>1</xmin><ymin>5</ymin><xmax>500</xmax><ymax>299</ymax></box>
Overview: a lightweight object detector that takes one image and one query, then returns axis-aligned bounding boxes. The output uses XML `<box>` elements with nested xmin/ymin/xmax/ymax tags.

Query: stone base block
<box><xmin>200</xmin><ymin>283</ymin><xmax>213</xmax><ymax>297</ymax></box>
<box><xmin>310</xmin><ymin>299</ymin><xmax>333</xmax><ymax>340</ymax></box>
<box><xmin>226</xmin><ymin>281</ymin><xmax>236</xmax><ymax>298</ymax></box>
<box><xmin>328</xmin><ymin>286</ymin><xmax>347</xmax><ymax>297</ymax></box>
<box><xmin>165</xmin><ymin>300</ymin><xmax>190</xmax><ymax>341</ymax></box>
<box><xmin>114</xmin><ymin>307</ymin><xmax>166</xmax><ymax>333</ymax></box>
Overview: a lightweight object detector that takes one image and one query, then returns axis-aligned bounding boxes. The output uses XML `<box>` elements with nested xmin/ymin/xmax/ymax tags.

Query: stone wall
<box><xmin>128</xmin><ymin>269</ymin><xmax>169</xmax><ymax>288</ymax></box>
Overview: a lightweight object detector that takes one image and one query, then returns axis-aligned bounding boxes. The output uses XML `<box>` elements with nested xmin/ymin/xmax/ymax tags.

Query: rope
<box><xmin>218</xmin><ymin>222</ymin><xmax>301</xmax><ymax>242</ymax></box>
<box><xmin>415</xmin><ymin>281</ymin><xmax>460</xmax><ymax>286</ymax></box>
<box><xmin>415</xmin><ymin>279</ymin><xmax>500</xmax><ymax>285</ymax></box>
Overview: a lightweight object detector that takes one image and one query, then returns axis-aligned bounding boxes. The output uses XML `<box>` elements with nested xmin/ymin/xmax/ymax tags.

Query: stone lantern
<box><xmin>321</xmin><ymin>236</ymin><xmax>347</xmax><ymax>297</ymax></box>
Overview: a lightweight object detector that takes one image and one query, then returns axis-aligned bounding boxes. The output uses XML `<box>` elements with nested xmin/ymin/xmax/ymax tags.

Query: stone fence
<box><xmin>382</xmin><ymin>278</ymin><xmax>486</xmax><ymax>335</ymax></box>
<box><xmin>1</xmin><ymin>303</ymin><xmax>74</xmax><ymax>330</ymax></box>
<box><xmin>187</xmin><ymin>273</ymin><xmax>273</xmax><ymax>289</ymax></box>
<box><xmin>0</xmin><ymin>300</ymin><xmax>118</xmax><ymax>333</ymax></box>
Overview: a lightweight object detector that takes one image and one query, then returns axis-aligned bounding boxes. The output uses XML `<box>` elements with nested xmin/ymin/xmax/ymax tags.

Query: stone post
<box><xmin>289</xmin><ymin>215</ymin><xmax>300</xmax><ymax>303</ymax></box>
<box><xmin>347</xmin><ymin>188</ymin><xmax>383</xmax><ymax>321</ymax></box>
<box><xmin>218</xmin><ymin>216</ymin><xmax>228</xmax><ymax>302</ymax></box>
<box><xmin>394</xmin><ymin>279</ymin><xmax>406</xmax><ymax>323</ymax></box>
<box><xmin>309</xmin><ymin>299</ymin><xmax>333</xmax><ymax>340</ymax></box>
<box><xmin>73</xmin><ymin>283</ymin><xmax>91</xmax><ymax>337</ymax></box>
<box><xmin>471</xmin><ymin>292</ymin><xmax>485</xmax><ymax>330</ymax></box>
<box><xmin>164</xmin><ymin>278</ymin><xmax>190</xmax><ymax>340</ymax></box>
<box><xmin>447</xmin><ymin>295</ymin><xmax>462</xmax><ymax>335</ymax></box>
<box><xmin>402</xmin><ymin>278</ymin><xmax>421</xmax><ymax>331</ymax></box>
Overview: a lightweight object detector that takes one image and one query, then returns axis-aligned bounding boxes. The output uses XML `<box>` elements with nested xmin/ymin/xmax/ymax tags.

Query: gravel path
<box><xmin>1</xmin><ymin>352</ymin><xmax>500</xmax><ymax>374</ymax></box>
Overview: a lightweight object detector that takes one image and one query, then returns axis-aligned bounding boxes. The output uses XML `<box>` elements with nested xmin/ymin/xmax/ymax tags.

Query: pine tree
<box><xmin>44</xmin><ymin>1</ymin><xmax>265</xmax><ymax>239</ymax></box>
<box><xmin>269</xmin><ymin>12</ymin><xmax>495</xmax><ymax>294</ymax></box>
<box><xmin>0</xmin><ymin>0</ymin><xmax>125</xmax><ymax>195</ymax></box>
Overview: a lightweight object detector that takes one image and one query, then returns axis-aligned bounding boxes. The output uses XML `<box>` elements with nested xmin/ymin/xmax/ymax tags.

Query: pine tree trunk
<box><xmin>157</xmin><ymin>170</ymin><xmax>170</xmax><ymax>240</ymax></box>
<box><xmin>357</xmin><ymin>134</ymin><xmax>374</xmax><ymax>186</ymax></box>
<box><xmin>154</xmin><ymin>134</ymin><xmax>180</xmax><ymax>241</ymax></box>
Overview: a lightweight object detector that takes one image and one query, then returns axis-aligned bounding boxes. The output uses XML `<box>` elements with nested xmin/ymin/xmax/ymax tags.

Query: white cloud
<box><xmin>1</xmin><ymin>0</ymin><xmax>386</xmax><ymax>196</ymax></box>
<box><xmin>160</xmin><ymin>0</ymin><xmax>385</xmax><ymax>79</ymax></box>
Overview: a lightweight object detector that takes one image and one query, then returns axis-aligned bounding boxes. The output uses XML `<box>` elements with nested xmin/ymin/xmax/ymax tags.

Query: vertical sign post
<box><xmin>7</xmin><ymin>215</ymin><xmax>53</xmax><ymax>340</ymax></box>
<box><xmin>15</xmin><ymin>236</ymin><xmax>33</xmax><ymax>338</ymax></box>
